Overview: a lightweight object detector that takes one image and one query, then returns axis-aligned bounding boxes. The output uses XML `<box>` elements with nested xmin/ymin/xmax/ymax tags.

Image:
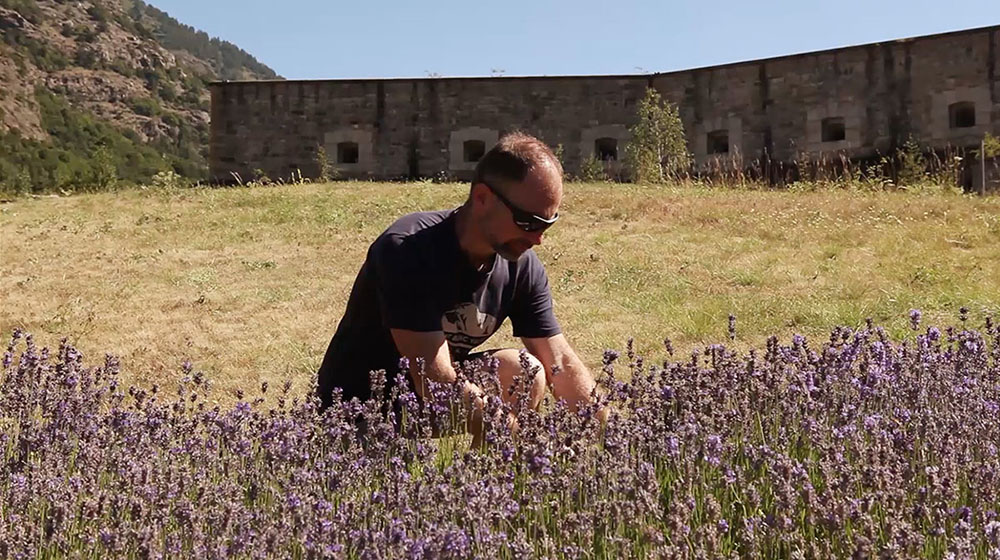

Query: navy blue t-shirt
<box><xmin>317</xmin><ymin>207</ymin><xmax>561</xmax><ymax>407</ymax></box>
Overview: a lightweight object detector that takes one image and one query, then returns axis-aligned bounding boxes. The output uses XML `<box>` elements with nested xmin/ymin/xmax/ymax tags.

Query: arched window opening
<box><xmin>949</xmin><ymin>102</ymin><xmax>976</xmax><ymax>129</ymax></box>
<box><xmin>707</xmin><ymin>130</ymin><xmax>729</xmax><ymax>155</ymax></box>
<box><xmin>463</xmin><ymin>140</ymin><xmax>486</xmax><ymax>163</ymax></box>
<box><xmin>822</xmin><ymin>117</ymin><xmax>846</xmax><ymax>142</ymax></box>
<box><xmin>337</xmin><ymin>142</ymin><xmax>359</xmax><ymax>164</ymax></box>
<box><xmin>595</xmin><ymin>137</ymin><xmax>618</xmax><ymax>161</ymax></box>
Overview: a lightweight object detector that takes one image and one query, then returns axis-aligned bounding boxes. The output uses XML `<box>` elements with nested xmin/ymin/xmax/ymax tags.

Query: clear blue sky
<box><xmin>150</xmin><ymin>0</ymin><xmax>998</xmax><ymax>80</ymax></box>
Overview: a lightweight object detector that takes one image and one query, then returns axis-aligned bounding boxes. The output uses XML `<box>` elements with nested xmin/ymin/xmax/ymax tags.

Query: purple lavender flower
<box><xmin>663</xmin><ymin>337</ymin><xmax>674</xmax><ymax>356</ymax></box>
<box><xmin>0</xmin><ymin>309</ymin><xmax>995</xmax><ymax>557</ymax></box>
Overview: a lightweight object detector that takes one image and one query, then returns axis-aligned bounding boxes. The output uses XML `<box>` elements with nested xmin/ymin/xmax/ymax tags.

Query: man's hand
<box><xmin>466</xmin><ymin>383</ymin><xmax>525</xmax><ymax>449</ymax></box>
<box><xmin>523</xmin><ymin>333</ymin><xmax>617</xmax><ymax>430</ymax></box>
<box><xmin>462</xmin><ymin>381</ymin><xmax>487</xmax><ymax>447</ymax></box>
<box><xmin>595</xmin><ymin>402</ymin><xmax>611</xmax><ymax>427</ymax></box>
<box><xmin>390</xmin><ymin>328</ymin><xmax>496</xmax><ymax>444</ymax></box>
<box><xmin>389</xmin><ymin>329</ymin><xmax>458</xmax><ymax>399</ymax></box>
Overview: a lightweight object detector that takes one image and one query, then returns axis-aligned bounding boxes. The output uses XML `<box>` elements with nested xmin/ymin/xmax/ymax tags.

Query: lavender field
<box><xmin>2</xmin><ymin>308</ymin><xmax>998</xmax><ymax>558</ymax></box>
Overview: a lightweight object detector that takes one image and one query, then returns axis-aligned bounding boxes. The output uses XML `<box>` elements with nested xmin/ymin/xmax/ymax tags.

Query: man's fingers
<box><xmin>506</xmin><ymin>411</ymin><xmax>519</xmax><ymax>436</ymax></box>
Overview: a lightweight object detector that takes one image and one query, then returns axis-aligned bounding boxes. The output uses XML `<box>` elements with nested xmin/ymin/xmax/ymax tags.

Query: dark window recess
<box><xmin>822</xmin><ymin>117</ymin><xmax>846</xmax><ymax>142</ymax></box>
<box><xmin>337</xmin><ymin>142</ymin><xmax>359</xmax><ymax>164</ymax></box>
<box><xmin>595</xmin><ymin>137</ymin><xmax>618</xmax><ymax>161</ymax></box>
<box><xmin>707</xmin><ymin>130</ymin><xmax>729</xmax><ymax>155</ymax></box>
<box><xmin>949</xmin><ymin>102</ymin><xmax>976</xmax><ymax>129</ymax></box>
<box><xmin>463</xmin><ymin>140</ymin><xmax>486</xmax><ymax>163</ymax></box>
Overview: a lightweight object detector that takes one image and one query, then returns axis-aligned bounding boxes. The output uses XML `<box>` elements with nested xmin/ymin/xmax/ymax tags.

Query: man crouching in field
<box><xmin>316</xmin><ymin>132</ymin><xmax>605</xmax><ymax>445</ymax></box>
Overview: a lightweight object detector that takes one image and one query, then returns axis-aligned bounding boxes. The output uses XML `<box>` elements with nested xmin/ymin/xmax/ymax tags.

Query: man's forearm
<box><xmin>408</xmin><ymin>359</ymin><xmax>486</xmax><ymax>429</ymax></box>
<box><xmin>551</xmin><ymin>351</ymin><xmax>610</xmax><ymax>425</ymax></box>
<box><xmin>408</xmin><ymin>358</ymin><xmax>482</xmax><ymax>397</ymax></box>
<box><xmin>549</xmin><ymin>350</ymin><xmax>600</xmax><ymax>412</ymax></box>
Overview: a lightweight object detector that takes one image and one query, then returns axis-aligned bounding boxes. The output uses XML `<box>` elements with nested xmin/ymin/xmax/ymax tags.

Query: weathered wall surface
<box><xmin>210</xmin><ymin>26</ymin><xmax>998</xmax><ymax>183</ymax></box>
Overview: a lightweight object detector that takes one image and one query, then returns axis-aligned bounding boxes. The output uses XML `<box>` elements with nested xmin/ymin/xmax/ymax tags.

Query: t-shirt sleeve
<box><xmin>510</xmin><ymin>253</ymin><xmax>562</xmax><ymax>339</ymax></box>
<box><xmin>372</xmin><ymin>235</ymin><xmax>442</xmax><ymax>332</ymax></box>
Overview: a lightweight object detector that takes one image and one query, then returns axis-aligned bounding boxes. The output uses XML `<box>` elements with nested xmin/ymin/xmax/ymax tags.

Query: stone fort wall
<box><xmin>209</xmin><ymin>25</ymin><xmax>998</xmax><ymax>186</ymax></box>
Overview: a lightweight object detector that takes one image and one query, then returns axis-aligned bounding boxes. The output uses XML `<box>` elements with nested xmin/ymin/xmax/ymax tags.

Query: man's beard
<box><xmin>492</xmin><ymin>239</ymin><xmax>531</xmax><ymax>262</ymax></box>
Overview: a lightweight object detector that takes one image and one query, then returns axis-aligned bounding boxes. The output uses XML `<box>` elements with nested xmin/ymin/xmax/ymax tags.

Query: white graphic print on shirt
<box><xmin>441</xmin><ymin>302</ymin><xmax>498</xmax><ymax>352</ymax></box>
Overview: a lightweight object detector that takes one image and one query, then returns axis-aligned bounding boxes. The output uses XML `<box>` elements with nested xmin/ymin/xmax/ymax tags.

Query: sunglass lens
<box><xmin>519</xmin><ymin>221</ymin><xmax>551</xmax><ymax>233</ymax></box>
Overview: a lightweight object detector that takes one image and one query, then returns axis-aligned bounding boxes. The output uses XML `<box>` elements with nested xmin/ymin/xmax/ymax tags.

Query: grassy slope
<box><xmin>1</xmin><ymin>182</ymin><xmax>998</xmax><ymax>403</ymax></box>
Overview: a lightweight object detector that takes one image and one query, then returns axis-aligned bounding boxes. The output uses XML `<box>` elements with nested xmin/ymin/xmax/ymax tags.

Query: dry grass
<box><xmin>2</xmin><ymin>181</ymin><xmax>998</xmax><ymax>404</ymax></box>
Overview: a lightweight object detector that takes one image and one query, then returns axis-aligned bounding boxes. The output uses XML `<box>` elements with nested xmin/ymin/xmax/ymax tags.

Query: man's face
<box><xmin>480</xmin><ymin>165</ymin><xmax>563</xmax><ymax>262</ymax></box>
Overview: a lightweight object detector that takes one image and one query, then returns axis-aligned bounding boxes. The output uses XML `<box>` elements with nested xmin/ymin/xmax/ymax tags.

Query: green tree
<box><xmin>552</xmin><ymin>143</ymin><xmax>565</xmax><ymax>168</ymax></box>
<box><xmin>624</xmin><ymin>88</ymin><xmax>690</xmax><ymax>183</ymax></box>
<box><xmin>577</xmin><ymin>155</ymin><xmax>606</xmax><ymax>182</ymax></box>
<box><xmin>896</xmin><ymin>137</ymin><xmax>926</xmax><ymax>188</ymax></box>
<box><xmin>315</xmin><ymin>144</ymin><xmax>334</xmax><ymax>182</ymax></box>
<box><xmin>129</xmin><ymin>96</ymin><xmax>161</xmax><ymax>117</ymax></box>
<box><xmin>90</xmin><ymin>145</ymin><xmax>118</xmax><ymax>190</ymax></box>
<box><xmin>983</xmin><ymin>132</ymin><xmax>1000</xmax><ymax>159</ymax></box>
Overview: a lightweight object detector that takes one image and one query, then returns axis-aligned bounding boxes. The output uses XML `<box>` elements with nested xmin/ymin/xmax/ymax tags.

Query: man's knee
<box><xmin>492</xmin><ymin>348</ymin><xmax>547</xmax><ymax>408</ymax></box>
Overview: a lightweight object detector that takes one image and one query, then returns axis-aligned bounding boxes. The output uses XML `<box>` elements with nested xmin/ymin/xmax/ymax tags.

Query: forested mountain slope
<box><xmin>0</xmin><ymin>0</ymin><xmax>280</xmax><ymax>192</ymax></box>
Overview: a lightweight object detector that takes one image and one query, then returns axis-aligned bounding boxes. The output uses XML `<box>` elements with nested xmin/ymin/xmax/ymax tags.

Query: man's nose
<box><xmin>526</xmin><ymin>230</ymin><xmax>544</xmax><ymax>246</ymax></box>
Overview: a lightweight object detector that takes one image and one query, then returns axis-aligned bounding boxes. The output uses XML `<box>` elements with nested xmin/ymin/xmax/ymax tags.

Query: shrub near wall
<box><xmin>624</xmin><ymin>88</ymin><xmax>691</xmax><ymax>184</ymax></box>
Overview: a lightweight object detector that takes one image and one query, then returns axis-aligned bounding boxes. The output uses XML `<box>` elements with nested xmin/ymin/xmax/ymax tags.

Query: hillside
<box><xmin>0</xmin><ymin>0</ymin><xmax>280</xmax><ymax>193</ymax></box>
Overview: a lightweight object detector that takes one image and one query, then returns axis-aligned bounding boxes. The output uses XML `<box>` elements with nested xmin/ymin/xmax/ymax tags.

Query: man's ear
<box><xmin>470</xmin><ymin>182</ymin><xmax>490</xmax><ymax>209</ymax></box>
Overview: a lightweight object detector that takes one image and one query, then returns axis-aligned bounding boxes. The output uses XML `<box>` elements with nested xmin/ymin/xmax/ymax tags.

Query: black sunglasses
<box><xmin>480</xmin><ymin>182</ymin><xmax>559</xmax><ymax>233</ymax></box>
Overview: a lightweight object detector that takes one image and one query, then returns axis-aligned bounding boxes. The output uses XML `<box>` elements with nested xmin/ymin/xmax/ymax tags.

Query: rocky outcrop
<box><xmin>45</xmin><ymin>69</ymin><xmax>148</xmax><ymax>104</ymax></box>
<box><xmin>0</xmin><ymin>7</ymin><xmax>31</xmax><ymax>31</ymax></box>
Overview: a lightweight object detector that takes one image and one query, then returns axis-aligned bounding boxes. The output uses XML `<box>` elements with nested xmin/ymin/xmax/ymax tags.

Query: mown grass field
<box><xmin>1</xmin><ymin>181</ymin><xmax>998</xmax><ymax>403</ymax></box>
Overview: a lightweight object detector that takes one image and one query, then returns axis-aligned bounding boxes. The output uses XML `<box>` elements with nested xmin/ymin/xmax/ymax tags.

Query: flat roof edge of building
<box><xmin>209</xmin><ymin>24</ymin><xmax>999</xmax><ymax>87</ymax></box>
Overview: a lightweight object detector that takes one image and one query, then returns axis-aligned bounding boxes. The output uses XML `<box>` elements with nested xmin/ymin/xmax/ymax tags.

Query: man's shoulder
<box><xmin>370</xmin><ymin>208</ymin><xmax>457</xmax><ymax>260</ymax></box>
<box><xmin>506</xmin><ymin>248</ymin><xmax>550</xmax><ymax>291</ymax></box>
<box><xmin>514</xmin><ymin>248</ymin><xmax>547</xmax><ymax>272</ymax></box>
<box><xmin>381</xmin><ymin>208</ymin><xmax>457</xmax><ymax>238</ymax></box>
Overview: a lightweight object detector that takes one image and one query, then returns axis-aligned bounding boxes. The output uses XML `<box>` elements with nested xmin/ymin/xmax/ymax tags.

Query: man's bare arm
<box><xmin>389</xmin><ymin>329</ymin><xmax>486</xmax><ymax>431</ymax></box>
<box><xmin>522</xmin><ymin>333</ymin><xmax>608</xmax><ymax>422</ymax></box>
<box><xmin>388</xmin><ymin>329</ymin><xmax>457</xmax><ymax>395</ymax></box>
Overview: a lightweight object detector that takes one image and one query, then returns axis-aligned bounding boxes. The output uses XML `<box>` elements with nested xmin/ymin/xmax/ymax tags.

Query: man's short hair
<box><xmin>472</xmin><ymin>132</ymin><xmax>563</xmax><ymax>190</ymax></box>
